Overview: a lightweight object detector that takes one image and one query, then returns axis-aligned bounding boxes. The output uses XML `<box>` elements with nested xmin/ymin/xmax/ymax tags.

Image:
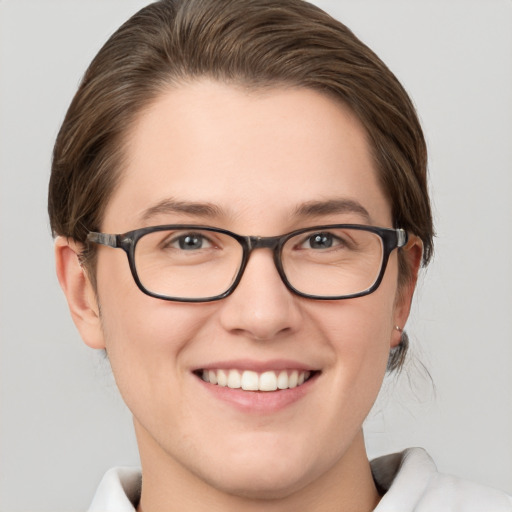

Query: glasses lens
<box><xmin>134</xmin><ymin>228</ymin><xmax>243</xmax><ymax>300</ymax></box>
<box><xmin>281</xmin><ymin>227</ymin><xmax>384</xmax><ymax>297</ymax></box>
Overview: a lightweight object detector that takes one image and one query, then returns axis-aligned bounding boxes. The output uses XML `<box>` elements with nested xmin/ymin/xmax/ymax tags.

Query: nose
<box><xmin>218</xmin><ymin>248</ymin><xmax>303</xmax><ymax>341</ymax></box>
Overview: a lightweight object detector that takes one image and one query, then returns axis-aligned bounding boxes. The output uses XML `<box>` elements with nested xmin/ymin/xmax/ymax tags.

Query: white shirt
<box><xmin>88</xmin><ymin>448</ymin><xmax>512</xmax><ymax>511</ymax></box>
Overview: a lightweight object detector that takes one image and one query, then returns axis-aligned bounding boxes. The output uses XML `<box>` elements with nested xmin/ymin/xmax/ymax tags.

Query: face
<box><xmin>71</xmin><ymin>81</ymin><xmax>415</xmax><ymax>498</ymax></box>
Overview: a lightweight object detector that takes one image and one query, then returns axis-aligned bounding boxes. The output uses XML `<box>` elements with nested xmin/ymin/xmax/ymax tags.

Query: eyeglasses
<box><xmin>86</xmin><ymin>224</ymin><xmax>409</xmax><ymax>302</ymax></box>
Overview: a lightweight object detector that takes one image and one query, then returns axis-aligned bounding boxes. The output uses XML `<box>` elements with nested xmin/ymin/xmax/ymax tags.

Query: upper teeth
<box><xmin>201</xmin><ymin>369</ymin><xmax>311</xmax><ymax>391</ymax></box>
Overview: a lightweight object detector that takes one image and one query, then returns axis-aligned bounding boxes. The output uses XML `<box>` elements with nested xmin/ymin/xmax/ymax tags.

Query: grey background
<box><xmin>1</xmin><ymin>1</ymin><xmax>511</xmax><ymax>510</ymax></box>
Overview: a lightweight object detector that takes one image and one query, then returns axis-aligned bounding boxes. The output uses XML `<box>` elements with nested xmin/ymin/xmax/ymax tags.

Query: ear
<box><xmin>55</xmin><ymin>236</ymin><xmax>106</xmax><ymax>349</ymax></box>
<box><xmin>391</xmin><ymin>236</ymin><xmax>423</xmax><ymax>348</ymax></box>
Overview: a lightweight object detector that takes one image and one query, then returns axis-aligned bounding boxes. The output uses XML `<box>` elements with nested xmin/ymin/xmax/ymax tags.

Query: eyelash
<box><xmin>161</xmin><ymin>232</ymin><xmax>214</xmax><ymax>251</ymax></box>
<box><xmin>296</xmin><ymin>231</ymin><xmax>349</xmax><ymax>250</ymax></box>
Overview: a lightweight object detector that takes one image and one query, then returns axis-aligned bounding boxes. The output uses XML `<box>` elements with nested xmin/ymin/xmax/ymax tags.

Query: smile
<box><xmin>199</xmin><ymin>369</ymin><xmax>313</xmax><ymax>391</ymax></box>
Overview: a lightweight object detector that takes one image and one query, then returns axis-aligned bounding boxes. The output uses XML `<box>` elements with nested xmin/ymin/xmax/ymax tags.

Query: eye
<box><xmin>167</xmin><ymin>232</ymin><xmax>213</xmax><ymax>251</ymax></box>
<box><xmin>302</xmin><ymin>232</ymin><xmax>341</xmax><ymax>250</ymax></box>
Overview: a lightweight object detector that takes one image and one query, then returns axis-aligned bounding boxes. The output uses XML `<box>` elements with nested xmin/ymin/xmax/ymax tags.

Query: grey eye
<box><xmin>176</xmin><ymin>233</ymin><xmax>209</xmax><ymax>250</ymax></box>
<box><xmin>306</xmin><ymin>232</ymin><xmax>335</xmax><ymax>249</ymax></box>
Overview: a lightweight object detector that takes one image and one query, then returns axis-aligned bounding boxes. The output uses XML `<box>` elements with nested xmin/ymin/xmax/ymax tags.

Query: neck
<box><xmin>135</xmin><ymin>421</ymin><xmax>380</xmax><ymax>512</ymax></box>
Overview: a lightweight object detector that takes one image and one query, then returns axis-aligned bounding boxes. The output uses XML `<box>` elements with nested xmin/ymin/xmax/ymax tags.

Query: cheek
<box><xmin>99</xmin><ymin>296</ymin><xmax>206</xmax><ymax>368</ymax></box>
<box><xmin>95</xmin><ymin>246</ymin><xmax>207</xmax><ymax>352</ymax></box>
<box><xmin>98</xmin><ymin>296</ymin><xmax>220</xmax><ymax>441</ymax></box>
<box><xmin>313</xmin><ymin>281</ymin><xmax>397</xmax><ymax>358</ymax></box>
<box><xmin>308</xmin><ymin>266</ymin><xmax>398</xmax><ymax>399</ymax></box>
<box><xmin>94</xmin><ymin>252</ymin><xmax>213</xmax><ymax>406</ymax></box>
<box><xmin>318</xmin><ymin>298</ymin><xmax>393</xmax><ymax>388</ymax></box>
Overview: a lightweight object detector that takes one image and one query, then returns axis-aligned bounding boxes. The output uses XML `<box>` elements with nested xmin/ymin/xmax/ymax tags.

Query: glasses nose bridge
<box><xmin>237</xmin><ymin>236</ymin><xmax>286</xmax><ymax>285</ymax></box>
<box><xmin>240</xmin><ymin>234</ymin><xmax>284</xmax><ymax>277</ymax></box>
<box><xmin>247</xmin><ymin>234</ymin><xmax>282</xmax><ymax>251</ymax></box>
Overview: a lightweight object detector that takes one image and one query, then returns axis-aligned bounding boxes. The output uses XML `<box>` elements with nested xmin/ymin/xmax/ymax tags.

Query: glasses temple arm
<box><xmin>86</xmin><ymin>232</ymin><xmax>119</xmax><ymax>248</ymax></box>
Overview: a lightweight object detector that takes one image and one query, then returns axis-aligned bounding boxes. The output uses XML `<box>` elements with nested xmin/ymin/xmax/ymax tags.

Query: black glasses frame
<box><xmin>87</xmin><ymin>224</ymin><xmax>408</xmax><ymax>303</ymax></box>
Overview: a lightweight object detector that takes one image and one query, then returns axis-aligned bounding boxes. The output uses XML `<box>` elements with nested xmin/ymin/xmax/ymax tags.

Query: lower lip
<box><xmin>195</xmin><ymin>372</ymin><xmax>318</xmax><ymax>413</ymax></box>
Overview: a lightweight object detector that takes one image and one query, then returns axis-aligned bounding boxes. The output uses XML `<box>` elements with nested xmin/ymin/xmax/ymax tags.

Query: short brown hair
<box><xmin>48</xmin><ymin>0</ymin><xmax>434</xmax><ymax>368</ymax></box>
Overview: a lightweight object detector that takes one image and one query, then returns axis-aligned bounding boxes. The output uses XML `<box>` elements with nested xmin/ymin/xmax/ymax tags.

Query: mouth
<box><xmin>195</xmin><ymin>368</ymin><xmax>318</xmax><ymax>392</ymax></box>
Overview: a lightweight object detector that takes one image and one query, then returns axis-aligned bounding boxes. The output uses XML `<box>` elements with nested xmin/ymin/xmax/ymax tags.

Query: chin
<box><xmin>185</xmin><ymin>445</ymin><xmax>324</xmax><ymax>501</ymax></box>
<box><xmin>201</xmin><ymin>465</ymin><xmax>313</xmax><ymax>501</ymax></box>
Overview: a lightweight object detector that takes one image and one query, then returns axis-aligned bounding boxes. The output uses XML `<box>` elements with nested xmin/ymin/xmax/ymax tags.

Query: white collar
<box><xmin>88</xmin><ymin>466</ymin><xmax>141</xmax><ymax>512</ymax></box>
<box><xmin>372</xmin><ymin>447</ymin><xmax>437</xmax><ymax>511</ymax></box>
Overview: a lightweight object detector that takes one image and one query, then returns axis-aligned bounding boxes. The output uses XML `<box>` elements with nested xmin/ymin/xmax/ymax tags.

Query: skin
<box><xmin>56</xmin><ymin>81</ymin><xmax>422</xmax><ymax>512</ymax></box>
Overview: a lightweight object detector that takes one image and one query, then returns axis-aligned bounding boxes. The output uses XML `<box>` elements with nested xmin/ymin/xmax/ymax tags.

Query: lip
<box><xmin>195</xmin><ymin>358</ymin><xmax>318</xmax><ymax>373</ymax></box>
<box><xmin>192</xmin><ymin>359</ymin><xmax>320</xmax><ymax>414</ymax></box>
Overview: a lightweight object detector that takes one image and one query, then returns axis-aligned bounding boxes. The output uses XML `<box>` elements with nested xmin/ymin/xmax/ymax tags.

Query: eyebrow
<box><xmin>140</xmin><ymin>197</ymin><xmax>372</xmax><ymax>225</ymax></box>
<box><xmin>293</xmin><ymin>198</ymin><xmax>372</xmax><ymax>223</ymax></box>
<box><xmin>140</xmin><ymin>198</ymin><xmax>224</xmax><ymax>222</ymax></box>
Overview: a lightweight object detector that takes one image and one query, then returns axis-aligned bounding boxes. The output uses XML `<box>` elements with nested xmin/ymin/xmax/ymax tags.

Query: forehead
<box><xmin>103</xmin><ymin>80</ymin><xmax>391</xmax><ymax>232</ymax></box>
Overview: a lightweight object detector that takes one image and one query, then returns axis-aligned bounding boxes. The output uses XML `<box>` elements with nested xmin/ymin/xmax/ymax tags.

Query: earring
<box><xmin>394</xmin><ymin>325</ymin><xmax>403</xmax><ymax>333</ymax></box>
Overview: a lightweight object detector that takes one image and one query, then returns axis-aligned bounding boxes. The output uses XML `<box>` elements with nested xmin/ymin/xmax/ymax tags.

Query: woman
<box><xmin>48</xmin><ymin>0</ymin><xmax>512</xmax><ymax>510</ymax></box>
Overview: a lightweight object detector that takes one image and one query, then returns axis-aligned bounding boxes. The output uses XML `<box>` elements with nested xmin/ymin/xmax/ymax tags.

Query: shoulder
<box><xmin>87</xmin><ymin>467</ymin><xmax>141</xmax><ymax>512</ymax></box>
<box><xmin>372</xmin><ymin>448</ymin><xmax>512</xmax><ymax>512</ymax></box>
